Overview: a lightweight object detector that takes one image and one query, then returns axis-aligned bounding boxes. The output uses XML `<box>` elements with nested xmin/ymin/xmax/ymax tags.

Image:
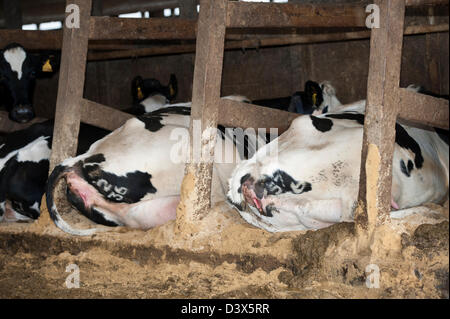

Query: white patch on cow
<box><xmin>30</xmin><ymin>201</ymin><xmax>40</xmax><ymax>213</ymax></box>
<box><xmin>319</xmin><ymin>81</ymin><xmax>342</xmax><ymax>112</ymax></box>
<box><xmin>16</xmin><ymin>136</ymin><xmax>51</xmax><ymax>163</ymax></box>
<box><xmin>0</xmin><ymin>201</ymin><xmax>5</xmax><ymax>222</ymax></box>
<box><xmin>3</xmin><ymin>46</ymin><xmax>27</xmax><ymax>80</ymax></box>
<box><xmin>140</xmin><ymin>94</ymin><xmax>168</xmax><ymax>113</ymax></box>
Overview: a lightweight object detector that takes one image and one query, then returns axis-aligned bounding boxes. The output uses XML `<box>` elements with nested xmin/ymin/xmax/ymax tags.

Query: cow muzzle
<box><xmin>240</xmin><ymin>178</ymin><xmax>273</xmax><ymax>217</ymax></box>
<box><xmin>9</xmin><ymin>105</ymin><xmax>35</xmax><ymax>123</ymax></box>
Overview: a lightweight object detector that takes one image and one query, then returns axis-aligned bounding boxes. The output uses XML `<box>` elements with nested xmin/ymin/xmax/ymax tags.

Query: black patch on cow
<box><xmin>400</xmin><ymin>159</ymin><xmax>414</xmax><ymax>178</ymax></box>
<box><xmin>0</xmin><ymin>156</ymin><xmax>49</xmax><ymax>219</ymax></box>
<box><xmin>81</xmin><ymin>156</ymin><xmax>157</xmax><ymax>204</ymax></box>
<box><xmin>263</xmin><ymin>170</ymin><xmax>312</xmax><ymax>196</ymax></box>
<box><xmin>323</xmin><ymin>113</ymin><xmax>425</xmax><ymax>169</ymax></box>
<box><xmin>0</xmin><ymin>119</ymin><xmax>53</xmax><ymax>159</ymax></box>
<box><xmin>66</xmin><ymin>188</ymin><xmax>119</xmax><ymax>227</ymax></box>
<box><xmin>83</xmin><ymin>153</ymin><xmax>106</xmax><ymax>164</ymax></box>
<box><xmin>137</xmin><ymin>106</ymin><xmax>191</xmax><ymax>132</ymax></box>
<box><xmin>395</xmin><ymin>124</ymin><xmax>424</xmax><ymax>169</ymax></box>
<box><xmin>434</xmin><ymin>127</ymin><xmax>449</xmax><ymax>146</ymax></box>
<box><xmin>325</xmin><ymin>113</ymin><xmax>365</xmax><ymax>125</ymax></box>
<box><xmin>310</xmin><ymin>115</ymin><xmax>333</xmax><ymax>132</ymax></box>
<box><xmin>264</xmin><ymin>204</ymin><xmax>278</xmax><ymax>218</ymax></box>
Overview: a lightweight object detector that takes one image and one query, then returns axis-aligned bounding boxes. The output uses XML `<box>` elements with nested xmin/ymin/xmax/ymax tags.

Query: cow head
<box><xmin>0</xmin><ymin>43</ymin><xmax>59</xmax><ymax>123</ymax></box>
<box><xmin>131</xmin><ymin>73</ymin><xmax>178</xmax><ymax>104</ymax></box>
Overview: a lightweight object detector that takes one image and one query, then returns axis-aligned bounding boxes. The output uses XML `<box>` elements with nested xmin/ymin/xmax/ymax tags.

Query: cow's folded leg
<box><xmin>94</xmin><ymin>196</ymin><xmax>180</xmax><ymax>230</ymax></box>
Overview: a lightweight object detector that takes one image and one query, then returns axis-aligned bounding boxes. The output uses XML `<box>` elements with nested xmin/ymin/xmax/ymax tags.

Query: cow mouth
<box><xmin>241</xmin><ymin>184</ymin><xmax>265</xmax><ymax>214</ymax></box>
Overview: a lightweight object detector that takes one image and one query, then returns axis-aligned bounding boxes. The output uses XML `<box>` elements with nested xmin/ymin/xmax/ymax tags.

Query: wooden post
<box><xmin>3</xmin><ymin>0</ymin><xmax>23</xmax><ymax>29</ymax></box>
<box><xmin>356</xmin><ymin>0</ymin><xmax>406</xmax><ymax>236</ymax></box>
<box><xmin>49</xmin><ymin>0</ymin><xmax>92</xmax><ymax>170</ymax></box>
<box><xmin>178</xmin><ymin>0</ymin><xmax>227</xmax><ymax>232</ymax></box>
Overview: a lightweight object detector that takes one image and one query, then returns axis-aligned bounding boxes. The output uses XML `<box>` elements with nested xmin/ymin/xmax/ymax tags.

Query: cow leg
<box><xmin>66</xmin><ymin>171</ymin><xmax>178</xmax><ymax>229</ymax></box>
<box><xmin>98</xmin><ymin>196</ymin><xmax>179</xmax><ymax>229</ymax></box>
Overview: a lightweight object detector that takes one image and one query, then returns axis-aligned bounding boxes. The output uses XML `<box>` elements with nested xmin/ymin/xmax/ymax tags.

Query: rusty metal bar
<box><xmin>49</xmin><ymin>0</ymin><xmax>92</xmax><ymax>170</ymax></box>
<box><xmin>226</xmin><ymin>2</ymin><xmax>368</xmax><ymax>28</ymax></box>
<box><xmin>356</xmin><ymin>0</ymin><xmax>406</xmax><ymax>234</ymax></box>
<box><xmin>81</xmin><ymin>99</ymin><xmax>133</xmax><ymax>131</ymax></box>
<box><xmin>179</xmin><ymin>0</ymin><xmax>228</xmax><ymax>229</ymax></box>
<box><xmin>397</xmin><ymin>88</ymin><xmax>449</xmax><ymax>129</ymax></box>
<box><xmin>88</xmin><ymin>16</ymin><xmax>197</xmax><ymax>40</ymax></box>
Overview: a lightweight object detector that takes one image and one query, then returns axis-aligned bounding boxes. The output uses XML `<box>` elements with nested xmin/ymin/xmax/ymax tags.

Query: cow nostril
<box><xmin>10</xmin><ymin>106</ymin><xmax>35</xmax><ymax>123</ymax></box>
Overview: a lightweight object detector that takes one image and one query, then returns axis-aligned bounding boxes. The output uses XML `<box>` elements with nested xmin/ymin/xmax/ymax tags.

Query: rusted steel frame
<box><xmin>88</xmin><ymin>17</ymin><xmax>197</xmax><ymax>40</ymax></box>
<box><xmin>49</xmin><ymin>0</ymin><xmax>92</xmax><ymax>170</ymax></box>
<box><xmin>87</xmin><ymin>23</ymin><xmax>449</xmax><ymax>61</ymax></box>
<box><xmin>356</xmin><ymin>0</ymin><xmax>406</xmax><ymax>233</ymax></box>
<box><xmin>80</xmin><ymin>99</ymin><xmax>133</xmax><ymax>131</ymax></box>
<box><xmin>226</xmin><ymin>2</ymin><xmax>368</xmax><ymax>28</ymax></box>
<box><xmin>181</xmin><ymin>0</ymin><xmax>228</xmax><ymax>224</ymax></box>
<box><xmin>218</xmin><ymin>99</ymin><xmax>299</xmax><ymax>134</ymax></box>
<box><xmin>397</xmin><ymin>88</ymin><xmax>449</xmax><ymax>129</ymax></box>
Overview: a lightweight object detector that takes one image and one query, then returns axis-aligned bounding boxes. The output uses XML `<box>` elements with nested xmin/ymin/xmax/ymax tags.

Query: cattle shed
<box><xmin>0</xmin><ymin>0</ymin><xmax>449</xmax><ymax>299</ymax></box>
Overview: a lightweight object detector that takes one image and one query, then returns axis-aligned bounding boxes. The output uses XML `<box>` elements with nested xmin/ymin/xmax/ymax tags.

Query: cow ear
<box><xmin>167</xmin><ymin>73</ymin><xmax>178</xmax><ymax>100</ymax></box>
<box><xmin>38</xmin><ymin>54</ymin><xmax>60</xmax><ymax>74</ymax></box>
<box><xmin>132</xmin><ymin>76</ymin><xmax>145</xmax><ymax>102</ymax></box>
<box><xmin>305</xmin><ymin>81</ymin><xmax>321</xmax><ymax>106</ymax></box>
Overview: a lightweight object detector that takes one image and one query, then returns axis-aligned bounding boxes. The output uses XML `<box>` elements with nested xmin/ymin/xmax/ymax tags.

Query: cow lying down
<box><xmin>46</xmin><ymin>97</ymin><xmax>252</xmax><ymax>236</ymax></box>
<box><xmin>227</xmin><ymin>102</ymin><xmax>449</xmax><ymax>232</ymax></box>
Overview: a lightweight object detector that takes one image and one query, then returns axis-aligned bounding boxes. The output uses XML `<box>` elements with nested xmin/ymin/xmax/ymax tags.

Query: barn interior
<box><xmin>0</xmin><ymin>0</ymin><xmax>449</xmax><ymax>299</ymax></box>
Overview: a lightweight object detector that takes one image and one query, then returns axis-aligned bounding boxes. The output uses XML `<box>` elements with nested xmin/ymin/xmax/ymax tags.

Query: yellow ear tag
<box><xmin>312</xmin><ymin>93</ymin><xmax>317</xmax><ymax>106</ymax></box>
<box><xmin>42</xmin><ymin>59</ymin><xmax>53</xmax><ymax>72</ymax></box>
<box><xmin>169</xmin><ymin>85</ymin><xmax>175</xmax><ymax>97</ymax></box>
<box><xmin>137</xmin><ymin>87</ymin><xmax>144</xmax><ymax>100</ymax></box>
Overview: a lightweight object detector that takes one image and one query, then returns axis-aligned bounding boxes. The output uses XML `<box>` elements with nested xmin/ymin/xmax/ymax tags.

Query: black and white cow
<box><xmin>0</xmin><ymin>43</ymin><xmax>59</xmax><ymax>123</ymax></box>
<box><xmin>252</xmin><ymin>81</ymin><xmax>342</xmax><ymax>114</ymax></box>
<box><xmin>0</xmin><ymin>120</ymin><xmax>109</xmax><ymax>222</ymax></box>
<box><xmin>46</xmin><ymin>96</ymin><xmax>252</xmax><ymax>236</ymax></box>
<box><xmin>126</xmin><ymin>74</ymin><xmax>178</xmax><ymax>115</ymax></box>
<box><xmin>227</xmin><ymin>100</ymin><xmax>449</xmax><ymax>232</ymax></box>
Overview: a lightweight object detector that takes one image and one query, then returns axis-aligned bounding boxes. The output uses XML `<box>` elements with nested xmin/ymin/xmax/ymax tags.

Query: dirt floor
<box><xmin>0</xmin><ymin>198</ymin><xmax>448</xmax><ymax>299</ymax></box>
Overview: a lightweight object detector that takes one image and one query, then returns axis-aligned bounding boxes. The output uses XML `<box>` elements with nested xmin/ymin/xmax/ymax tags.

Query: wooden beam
<box><xmin>49</xmin><ymin>0</ymin><xmax>92</xmax><ymax>170</ymax></box>
<box><xmin>180</xmin><ymin>0</ymin><xmax>228</xmax><ymax>228</ymax></box>
<box><xmin>397</xmin><ymin>88</ymin><xmax>449</xmax><ymax>129</ymax></box>
<box><xmin>81</xmin><ymin>99</ymin><xmax>133</xmax><ymax>131</ymax></box>
<box><xmin>89</xmin><ymin>17</ymin><xmax>197</xmax><ymax>40</ymax></box>
<box><xmin>356</xmin><ymin>0</ymin><xmax>406</xmax><ymax>234</ymax></box>
<box><xmin>218</xmin><ymin>99</ymin><xmax>298</xmax><ymax>133</ymax></box>
<box><xmin>405</xmin><ymin>0</ymin><xmax>449</xmax><ymax>6</ymax></box>
<box><xmin>226</xmin><ymin>2</ymin><xmax>368</xmax><ymax>29</ymax></box>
